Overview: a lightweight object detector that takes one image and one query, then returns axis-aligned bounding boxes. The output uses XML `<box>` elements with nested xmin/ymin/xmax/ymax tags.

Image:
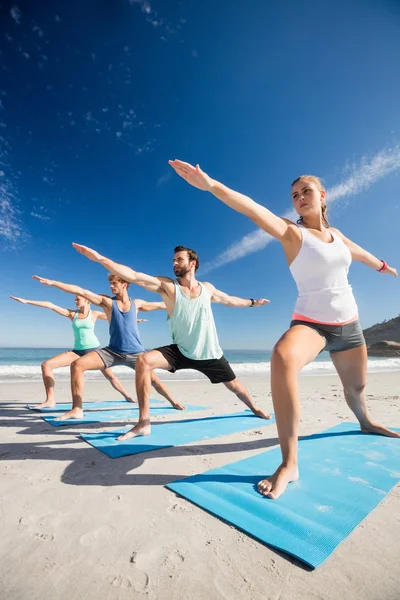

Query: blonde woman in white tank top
<box><xmin>170</xmin><ymin>159</ymin><xmax>399</xmax><ymax>500</ymax></box>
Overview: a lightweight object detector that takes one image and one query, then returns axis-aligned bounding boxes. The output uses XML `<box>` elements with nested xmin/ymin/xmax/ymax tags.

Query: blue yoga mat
<box><xmin>81</xmin><ymin>411</ymin><xmax>275</xmax><ymax>458</ymax></box>
<box><xmin>167</xmin><ymin>422</ymin><xmax>400</xmax><ymax>569</ymax></box>
<box><xmin>43</xmin><ymin>404</ymin><xmax>207</xmax><ymax>427</ymax></box>
<box><xmin>27</xmin><ymin>400</ymin><xmax>162</xmax><ymax>412</ymax></box>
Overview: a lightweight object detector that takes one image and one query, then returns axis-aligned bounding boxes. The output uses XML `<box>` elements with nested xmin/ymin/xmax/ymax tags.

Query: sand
<box><xmin>0</xmin><ymin>372</ymin><xmax>399</xmax><ymax>600</ymax></box>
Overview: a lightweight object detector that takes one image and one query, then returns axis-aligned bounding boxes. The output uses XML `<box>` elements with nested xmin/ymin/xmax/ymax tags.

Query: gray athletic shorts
<box><xmin>96</xmin><ymin>347</ymin><xmax>144</xmax><ymax>369</ymax></box>
<box><xmin>290</xmin><ymin>319</ymin><xmax>365</xmax><ymax>354</ymax></box>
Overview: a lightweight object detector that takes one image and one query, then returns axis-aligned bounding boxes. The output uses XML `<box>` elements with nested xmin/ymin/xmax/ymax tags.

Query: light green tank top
<box><xmin>72</xmin><ymin>310</ymin><xmax>100</xmax><ymax>350</ymax></box>
<box><xmin>169</xmin><ymin>281</ymin><xmax>223</xmax><ymax>360</ymax></box>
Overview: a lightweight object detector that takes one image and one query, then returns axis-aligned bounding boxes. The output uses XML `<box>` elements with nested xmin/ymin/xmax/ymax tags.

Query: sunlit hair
<box><xmin>107</xmin><ymin>274</ymin><xmax>130</xmax><ymax>289</ymax></box>
<box><xmin>174</xmin><ymin>245</ymin><xmax>200</xmax><ymax>271</ymax></box>
<box><xmin>291</xmin><ymin>175</ymin><xmax>330</xmax><ymax>228</ymax></box>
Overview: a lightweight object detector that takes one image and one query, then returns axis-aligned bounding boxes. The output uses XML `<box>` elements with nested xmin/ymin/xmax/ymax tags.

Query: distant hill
<box><xmin>363</xmin><ymin>315</ymin><xmax>400</xmax><ymax>348</ymax></box>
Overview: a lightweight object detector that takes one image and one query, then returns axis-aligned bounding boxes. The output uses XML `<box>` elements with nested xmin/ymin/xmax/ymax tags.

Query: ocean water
<box><xmin>0</xmin><ymin>348</ymin><xmax>399</xmax><ymax>382</ymax></box>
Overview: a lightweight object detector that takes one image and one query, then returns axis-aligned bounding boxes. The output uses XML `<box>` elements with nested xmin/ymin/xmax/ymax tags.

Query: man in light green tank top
<box><xmin>72</xmin><ymin>242</ymin><xmax>271</xmax><ymax>440</ymax></box>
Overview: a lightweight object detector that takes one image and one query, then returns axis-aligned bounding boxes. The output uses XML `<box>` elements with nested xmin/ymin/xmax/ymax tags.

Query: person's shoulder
<box><xmin>330</xmin><ymin>227</ymin><xmax>344</xmax><ymax>238</ymax></box>
<box><xmin>201</xmin><ymin>281</ymin><xmax>215</xmax><ymax>293</ymax></box>
<box><xmin>158</xmin><ymin>276</ymin><xmax>174</xmax><ymax>284</ymax></box>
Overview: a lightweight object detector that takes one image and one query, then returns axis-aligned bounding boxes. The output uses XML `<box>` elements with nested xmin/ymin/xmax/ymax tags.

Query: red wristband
<box><xmin>377</xmin><ymin>260</ymin><xmax>387</xmax><ymax>272</ymax></box>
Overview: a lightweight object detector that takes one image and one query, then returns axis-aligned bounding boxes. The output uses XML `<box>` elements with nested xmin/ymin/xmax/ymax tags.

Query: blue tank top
<box><xmin>108</xmin><ymin>298</ymin><xmax>145</xmax><ymax>354</ymax></box>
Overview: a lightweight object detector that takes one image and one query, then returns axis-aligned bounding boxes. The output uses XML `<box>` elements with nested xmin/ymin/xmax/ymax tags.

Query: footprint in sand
<box><xmin>35</xmin><ymin>532</ymin><xmax>55</xmax><ymax>542</ymax></box>
<box><xmin>110</xmin><ymin>572</ymin><xmax>149</xmax><ymax>593</ymax></box>
<box><xmin>109</xmin><ymin>495</ymin><xmax>122</xmax><ymax>503</ymax></box>
<box><xmin>163</xmin><ymin>549</ymin><xmax>185</xmax><ymax>568</ymax></box>
<box><xmin>167</xmin><ymin>502</ymin><xmax>193</xmax><ymax>514</ymax></box>
<box><xmin>79</xmin><ymin>525</ymin><xmax>116</xmax><ymax>547</ymax></box>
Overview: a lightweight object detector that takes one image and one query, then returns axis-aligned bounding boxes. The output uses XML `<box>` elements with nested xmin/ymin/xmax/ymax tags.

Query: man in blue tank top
<box><xmin>72</xmin><ymin>243</ymin><xmax>271</xmax><ymax>439</ymax></box>
<box><xmin>33</xmin><ymin>274</ymin><xmax>183</xmax><ymax>421</ymax></box>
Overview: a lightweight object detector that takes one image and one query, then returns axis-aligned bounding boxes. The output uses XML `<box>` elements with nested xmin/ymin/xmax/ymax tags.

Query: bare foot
<box><xmin>170</xmin><ymin>401</ymin><xmax>186</xmax><ymax>410</ymax></box>
<box><xmin>55</xmin><ymin>408</ymin><xmax>83</xmax><ymax>421</ymax></box>
<box><xmin>125</xmin><ymin>397</ymin><xmax>138</xmax><ymax>403</ymax></box>
<box><xmin>117</xmin><ymin>420</ymin><xmax>151</xmax><ymax>441</ymax></box>
<box><xmin>32</xmin><ymin>401</ymin><xmax>56</xmax><ymax>409</ymax></box>
<box><xmin>257</xmin><ymin>463</ymin><xmax>299</xmax><ymax>499</ymax></box>
<box><xmin>361</xmin><ymin>421</ymin><xmax>400</xmax><ymax>438</ymax></box>
<box><xmin>252</xmin><ymin>408</ymin><xmax>271</xmax><ymax>420</ymax></box>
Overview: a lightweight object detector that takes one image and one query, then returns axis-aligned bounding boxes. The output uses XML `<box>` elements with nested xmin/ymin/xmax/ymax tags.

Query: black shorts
<box><xmin>154</xmin><ymin>344</ymin><xmax>236</xmax><ymax>384</ymax></box>
<box><xmin>72</xmin><ymin>347</ymin><xmax>100</xmax><ymax>357</ymax></box>
<box><xmin>290</xmin><ymin>319</ymin><xmax>365</xmax><ymax>354</ymax></box>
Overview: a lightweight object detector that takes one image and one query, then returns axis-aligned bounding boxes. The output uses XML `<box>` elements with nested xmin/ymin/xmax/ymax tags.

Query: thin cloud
<box><xmin>32</xmin><ymin>24</ymin><xmax>44</xmax><ymax>38</ymax></box>
<box><xmin>30</xmin><ymin>211</ymin><xmax>50</xmax><ymax>221</ymax></box>
<box><xmin>128</xmin><ymin>0</ymin><xmax>181</xmax><ymax>34</ymax></box>
<box><xmin>157</xmin><ymin>171</ymin><xmax>172</xmax><ymax>187</ymax></box>
<box><xmin>0</xmin><ymin>111</ymin><xmax>25</xmax><ymax>247</ymax></box>
<box><xmin>201</xmin><ymin>145</ymin><xmax>400</xmax><ymax>273</ymax></box>
<box><xmin>0</xmin><ymin>166</ymin><xmax>25</xmax><ymax>247</ymax></box>
<box><xmin>10</xmin><ymin>5</ymin><xmax>21</xmax><ymax>25</ymax></box>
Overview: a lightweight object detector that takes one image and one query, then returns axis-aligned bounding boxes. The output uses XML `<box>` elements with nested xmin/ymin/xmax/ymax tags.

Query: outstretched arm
<box><xmin>331</xmin><ymin>230</ymin><xmax>398</xmax><ymax>277</ymax></box>
<box><xmin>32</xmin><ymin>276</ymin><xmax>109</xmax><ymax>306</ymax></box>
<box><xmin>204</xmin><ymin>284</ymin><xmax>270</xmax><ymax>308</ymax></box>
<box><xmin>169</xmin><ymin>160</ymin><xmax>290</xmax><ymax>240</ymax></box>
<box><xmin>10</xmin><ymin>296</ymin><xmax>73</xmax><ymax>318</ymax></box>
<box><xmin>72</xmin><ymin>243</ymin><xmax>170</xmax><ymax>294</ymax></box>
<box><xmin>135</xmin><ymin>300</ymin><xmax>167</xmax><ymax>312</ymax></box>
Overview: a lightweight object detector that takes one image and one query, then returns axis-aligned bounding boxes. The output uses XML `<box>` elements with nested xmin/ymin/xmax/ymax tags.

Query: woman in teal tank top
<box><xmin>10</xmin><ymin>294</ymin><xmax>143</xmax><ymax>409</ymax></box>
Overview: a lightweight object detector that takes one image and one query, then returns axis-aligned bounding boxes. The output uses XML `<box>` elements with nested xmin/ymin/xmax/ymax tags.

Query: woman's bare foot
<box><xmin>252</xmin><ymin>408</ymin><xmax>271</xmax><ymax>419</ymax></box>
<box><xmin>33</xmin><ymin>401</ymin><xmax>56</xmax><ymax>409</ymax></box>
<box><xmin>55</xmin><ymin>407</ymin><xmax>83</xmax><ymax>421</ymax></box>
<box><xmin>117</xmin><ymin>420</ymin><xmax>151</xmax><ymax>441</ymax></box>
<box><xmin>257</xmin><ymin>463</ymin><xmax>299</xmax><ymax>499</ymax></box>
<box><xmin>360</xmin><ymin>421</ymin><xmax>400</xmax><ymax>438</ymax></box>
<box><xmin>125</xmin><ymin>397</ymin><xmax>138</xmax><ymax>403</ymax></box>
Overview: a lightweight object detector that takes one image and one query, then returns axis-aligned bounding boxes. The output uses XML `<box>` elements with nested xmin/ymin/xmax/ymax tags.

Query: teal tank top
<box><xmin>169</xmin><ymin>281</ymin><xmax>223</xmax><ymax>360</ymax></box>
<box><xmin>71</xmin><ymin>310</ymin><xmax>100</xmax><ymax>350</ymax></box>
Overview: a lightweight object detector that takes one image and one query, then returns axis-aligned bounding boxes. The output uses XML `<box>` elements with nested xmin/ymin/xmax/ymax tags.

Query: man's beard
<box><xmin>174</xmin><ymin>266</ymin><xmax>190</xmax><ymax>277</ymax></box>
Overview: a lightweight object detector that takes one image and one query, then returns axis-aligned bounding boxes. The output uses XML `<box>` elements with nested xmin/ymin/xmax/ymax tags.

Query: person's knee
<box><xmin>344</xmin><ymin>381</ymin><xmax>366</xmax><ymax>396</ymax></box>
<box><xmin>71</xmin><ymin>360</ymin><xmax>84</xmax><ymax>375</ymax></box>
<box><xmin>137</xmin><ymin>354</ymin><xmax>155</xmax><ymax>372</ymax></box>
<box><xmin>41</xmin><ymin>360</ymin><xmax>51</xmax><ymax>373</ymax></box>
<box><xmin>224</xmin><ymin>379</ymin><xmax>241</xmax><ymax>393</ymax></box>
<box><xmin>272</xmin><ymin>340</ymin><xmax>300</xmax><ymax>369</ymax></box>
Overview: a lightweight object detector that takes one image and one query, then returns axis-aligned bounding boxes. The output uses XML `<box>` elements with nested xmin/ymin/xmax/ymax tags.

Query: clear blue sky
<box><xmin>1</xmin><ymin>0</ymin><xmax>399</xmax><ymax>349</ymax></box>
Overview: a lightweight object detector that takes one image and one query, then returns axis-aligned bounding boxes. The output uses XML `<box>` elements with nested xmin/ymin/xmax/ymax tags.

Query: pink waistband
<box><xmin>291</xmin><ymin>312</ymin><xmax>358</xmax><ymax>326</ymax></box>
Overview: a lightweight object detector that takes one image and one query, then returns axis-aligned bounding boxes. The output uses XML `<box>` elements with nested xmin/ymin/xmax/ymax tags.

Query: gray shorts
<box><xmin>290</xmin><ymin>319</ymin><xmax>366</xmax><ymax>354</ymax></box>
<box><xmin>96</xmin><ymin>347</ymin><xmax>144</xmax><ymax>369</ymax></box>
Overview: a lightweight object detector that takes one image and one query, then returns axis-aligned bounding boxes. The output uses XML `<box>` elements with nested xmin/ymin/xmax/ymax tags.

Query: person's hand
<box><xmin>168</xmin><ymin>160</ymin><xmax>214</xmax><ymax>191</ymax></box>
<box><xmin>32</xmin><ymin>276</ymin><xmax>53</xmax><ymax>286</ymax></box>
<box><xmin>253</xmin><ymin>298</ymin><xmax>270</xmax><ymax>307</ymax></box>
<box><xmin>72</xmin><ymin>243</ymin><xmax>103</xmax><ymax>262</ymax></box>
<box><xmin>383</xmin><ymin>265</ymin><xmax>398</xmax><ymax>278</ymax></box>
<box><xmin>10</xmin><ymin>296</ymin><xmax>28</xmax><ymax>304</ymax></box>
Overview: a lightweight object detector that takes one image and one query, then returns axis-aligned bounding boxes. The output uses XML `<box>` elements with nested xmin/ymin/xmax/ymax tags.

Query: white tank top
<box><xmin>289</xmin><ymin>225</ymin><xmax>358</xmax><ymax>324</ymax></box>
